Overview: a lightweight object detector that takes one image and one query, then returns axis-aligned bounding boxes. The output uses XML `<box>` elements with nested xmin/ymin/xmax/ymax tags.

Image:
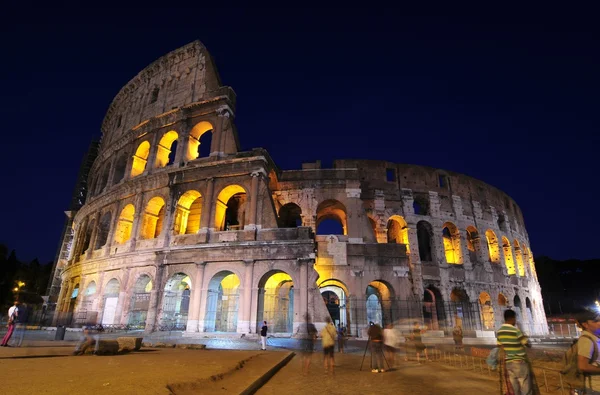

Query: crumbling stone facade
<box><xmin>52</xmin><ymin>41</ymin><xmax>548</xmax><ymax>337</ymax></box>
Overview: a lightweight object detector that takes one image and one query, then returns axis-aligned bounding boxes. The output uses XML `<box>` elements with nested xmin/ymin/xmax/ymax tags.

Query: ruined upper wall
<box><xmin>100</xmin><ymin>41</ymin><xmax>227</xmax><ymax>147</ymax></box>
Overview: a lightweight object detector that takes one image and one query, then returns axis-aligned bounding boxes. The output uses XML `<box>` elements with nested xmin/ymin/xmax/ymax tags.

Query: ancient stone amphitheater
<box><xmin>51</xmin><ymin>41</ymin><xmax>547</xmax><ymax>338</ymax></box>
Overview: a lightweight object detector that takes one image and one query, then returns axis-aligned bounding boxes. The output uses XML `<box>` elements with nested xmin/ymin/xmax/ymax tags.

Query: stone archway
<box><xmin>365</xmin><ymin>280</ymin><xmax>395</xmax><ymax>327</ymax></box>
<box><xmin>101</xmin><ymin>279</ymin><xmax>120</xmax><ymax>325</ymax></box>
<box><xmin>128</xmin><ymin>275</ymin><xmax>152</xmax><ymax>328</ymax></box>
<box><xmin>159</xmin><ymin>273</ymin><xmax>191</xmax><ymax>331</ymax></box>
<box><xmin>257</xmin><ymin>271</ymin><xmax>294</xmax><ymax>334</ymax></box>
<box><xmin>204</xmin><ymin>271</ymin><xmax>241</xmax><ymax>332</ymax></box>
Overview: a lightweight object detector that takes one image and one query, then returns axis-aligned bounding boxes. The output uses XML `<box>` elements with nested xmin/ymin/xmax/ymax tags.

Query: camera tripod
<box><xmin>359</xmin><ymin>336</ymin><xmax>391</xmax><ymax>371</ymax></box>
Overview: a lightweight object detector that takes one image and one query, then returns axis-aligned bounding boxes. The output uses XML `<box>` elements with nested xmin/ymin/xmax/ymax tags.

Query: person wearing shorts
<box><xmin>321</xmin><ymin>316</ymin><xmax>337</xmax><ymax>375</ymax></box>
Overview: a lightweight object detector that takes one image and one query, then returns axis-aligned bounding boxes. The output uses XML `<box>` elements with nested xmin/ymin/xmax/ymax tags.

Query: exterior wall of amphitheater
<box><xmin>53</xmin><ymin>41</ymin><xmax>548</xmax><ymax>337</ymax></box>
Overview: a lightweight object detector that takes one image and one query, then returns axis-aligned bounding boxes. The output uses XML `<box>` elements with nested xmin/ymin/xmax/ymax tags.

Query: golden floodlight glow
<box><xmin>442</xmin><ymin>222</ymin><xmax>462</xmax><ymax>264</ymax></box>
<box><xmin>131</xmin><ymin>141</ymin><xmax>150</xmax><ymax>177</ymax></box>
<box><xmin>114</xmin><ymin>204</ymin><xmax>135</xmax><ymax>244</ymax></box>
<box><xmin>141</xmin><ymin>197</ymin><xmax>166</xmax><ymax>239</ymax></box>
<box><xmin>513</xmin><ymin>239</ymin><xmax>525</xmax><ymax>277</ymax></box>
<box><xmin>215</xmin><ymin>185</ymin><xmax>246</xmax><ymax>231</ymax></box>
<box><xmin>186</xmin><ymin>121</ymin><xmax>213</xmax><ymax>161</ymax></box>
<box><xmin>155</xmin><ymin>130</ymin><xmax>179</xmax><ymax>168</ymax></box>
<box><xmin>502</xmin><ymin>237</ymin><xmax>516</xmax><ymax>275</ymax></box>
<box><xmin>173</xmin><ymin>190</ymin><xmax>203</xmax><ymax>235</ymax></box>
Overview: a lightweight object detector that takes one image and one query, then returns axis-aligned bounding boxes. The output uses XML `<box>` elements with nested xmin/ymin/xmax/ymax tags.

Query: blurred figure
<box><xmin>73</xmin><ymin>326</ymin><xmax>99</xmax><ymax>355</ymax></box>
<box><xmin>574</xmin><ymin>310</ymin><xmax>600</xmax><ymax>393</ymax></box>
<box><xmin>297</xmin><ymin>313</ymin><xmax>318</xmax><ymax>376</ymax></box>
<box><xmin>260</xmin><ymin>321</ymin><xmax>268</xmax><ymax>350</ymax></box>
<box><xmin>337</xmin><ymin>323</ymin><xmax>345</xmax><ymax>353</ymax></box>
<box><xmin>496</xmin><ymin>309</ymin><xmax>532</xmax><ymax>395</ymax></box>
<box><xmin>321</xmin><ymin>316</ymin><xmax>337</xmax><ymax>375</ymax></box>
<box><xmin>13</xmin><ymin>302</ymin><xmax>29</xmax><ymax>347</ymax></box>
<box><xmin>368</xmin><ymin>321</ymin><xmax>385</xmax><ymax>372</ymax></box>
<box><xmin>1</xmin><ymin>301</ymin><xmax>19</xmax><ymax>347</ymax></box>
<box><xmin>452</xmin><ymin>325</ymin><xmax>464</xmax><ymax>352</ymax></box>
<box><xmin>410</xmin><ymin>321</ymin><xmax>430</xmax><ymax>363</ymax></box>
<box><xmin>383</xmin><ymin>323</ymin><xmax>399</xmax><ymax>367</ymax></box>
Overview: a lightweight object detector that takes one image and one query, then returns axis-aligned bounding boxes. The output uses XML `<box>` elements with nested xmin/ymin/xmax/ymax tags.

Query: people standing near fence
<box><xmin>337</xmin><ymin>323</ymin><xmax>345</xmax><ymax>353</ymax></box>
<box><xmin>409</xmin><ymin>321</ymin><xmax>429</xmax><ymax>363</ymax></box>
<box><xmin>321</xmin><ymin>316</ymin><xmax>337</xmax><ymax>375</ymax></box>
<box><xmin>13</xmin><ymin>302</ymin><xmax>29</xmax><ymax>347</ymax></box>
<box><xmin>297</xmin><ymin>313</ymin><xmax>318</xmax><ymax>376</ymax></box>
<box><xmin>1</xmin><ymin>301</ymin><xmax>19</xmax><ymax>347</ymax></box>
<box><xmin>368</xmin><ymin>321</ymin><xmax>385</xmax><ymax>372</ymax></box>
<box><xmin>260</xmin><ymin>321</ymin><xmax>268</xmax><ymax>350</ymax></box>
<box><xmin>453</xmin><ymin>325</ymin><xmax>464</xmax><ymax>352</ymax></box>
<box><xmin>575</xmin><ymin>310</ymin><xmax>600</xmax><ymax>393</ymax></box>
<box><xmin>383</xmin><ymin>323</ymin><xmax>399</xmax><ymax>367</ymax></box>
<box><xmin>496</xmin><ymin>309</ymin><xmax>533</xmax><ymax>395</ymax></box>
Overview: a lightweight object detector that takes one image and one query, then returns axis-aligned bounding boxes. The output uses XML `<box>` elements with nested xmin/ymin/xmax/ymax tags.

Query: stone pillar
<box><xmin>209</xmin><ymin>110</ymin><xmax>227</xmax><ymax>157</ymax></box>
<box><xmin>85</xmin><ymin>212</ymin><xmax>101</xmax><ymax>259</ymax></box>
<box><xmin>245</xmin><ymin>172</ymin><xmax>260</xmax><ymax>230</ymax></box>
<box><xmin>173</xmin><ymin>123</ymin><xmax>188</xmax><ymax>166</ymax></box>
<box><xmin>95</xmin><ymin>272</ymin><xmax>106</xmax><ymax>324</ymax></box>
<box><xmin>115</xmin><ymin>269</ymin><xmax>131</xmax><ymax>324</ymax></box>
<box><xmin>123</xmin><ymin>144</ymin><xmax>135</xmax><ymax>181</ymax></box>
<box><xmin>237</xmin><ymin>260</ymin><xmax>254</xmax><ymax>333</ymax></box>
<box><xmin>129</xmin><ymin>193</ymin><xmax>145</xmax><ymax>252</ymax></box>
<box><xmin>186</xmin><ymin>262</ymin><xmax>206</xmax><ymax>332</ymax></box>
<box><xmin>196</xmin><ymin>287</ymin><xmax>211</xmax><ymax>333</ymax></box>
<box><xmin>144</xmin><ymin>133</ymin><xmax>160</xmax><ymax>175</ymax></box>
<box><xmin>52</xmin><ymin>280</ymin><xmax>69</xmax><ymax>325</ymax></box>
<box><xmin>200</xmin><ymin>177</ymin><xmax>215</xmax><ymax>231</ymax></box>
<box><xmin>297</xmin><ymin>259</ymin><xmax>309</xmax><ymax>333</ymax></box>
<box><xmin>105</xmin><ymin>202</ymin><xmax>121</xmax><ymax>255</ymax></box>
<box><xmin>105</xmin><ymin>157</ymin><xmax>117</xmax><ymax>192</ymax></box>
<box><xmin>145</xmin><ymin>265</ymin><xmax>164</xmax><ymax>333</ymax></box>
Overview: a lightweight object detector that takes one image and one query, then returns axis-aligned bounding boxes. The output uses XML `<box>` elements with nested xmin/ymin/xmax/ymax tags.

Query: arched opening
<box><xmin>442</xmin><ymin>222</ymin><xmax>462</xmax><ymax>264</ymax></box>
<box><xmin>186</xmin><ymin>121</ymin><xmax>213</xmax><ymax>161</ymax></box>
<box><xmin>128</xmin><ymin>275</ymin><xmax>152</xmax><ymax>328</ymax></box>
<box><xmin>319</xmin><ymin>279</ymin><xmax>351</xmax><ymax>335</ymax></box>
<box><xmin>316</xmin><ymin>200</ymin><xmax>347</xmax><ymax>235</ymax></box>
<box><xmin>278</xmin><ymin>203</ymin><xmax>302</xmax><ymax>228</ymax></box>
<box><xmin>114</xmin><ymin>204</ymin><xmax>135</xmax><ymax>244</ymax></box>
<box><xmin>387</xmin><ymin>215</ymin><xmax>409</xmax><ymax>252</ymax></box>
<box><xmin>479</xmin><ymin>292</ymin><xmax>494</xmax><ymax>330</ymax></box>
<box><xmin>498</xmin><ymin>293</ymin><xmax>507</xmax><ymax>307</ymax></box>
<box><xmin>68</xmin><ymin>283</ymin><xmax>80</xmax><ymax>313</ymax></box>
<box><xmin>160</xmin><ymin>273</ymin><xmax>191</xmax><ymax>330</ymax></box>
<box><xmin>199</xmin><ymin>131</ymin><xmax>212</xmax><ymax>158</ymax></box>
<box><xmin>366</xmin><ymin>280</ymin><xmax>395</xmax><ymax>327</ymax></box>
<box><xmin>497</xmin><ymin>214</ymin><xmax>508</xmax><ymax>231</ymax></box>
<box><xmin>102</xmin><ymin>279</ymin><xmax>120</xmax><ymax>325</ymax></box>
<box><xmin>112</xmin><ymin>153</ymin><xmax>128</xmax><ymax>184</ymax></box>
<box><xmin>257</xmin><ymin>271</ymin><xmax>294</xmax><ymax>333</ymax></box>
<box><xmin>173</xmin><ymin>190</ymin><xmax>203</xmax><ymax>235</ymax></box>
<box><xmin>215</xmin><ymin>185</ymin><xmax>247</xmax><ymax>231</ymax></box>
<box><xmin>450</xmin><ymin>288</ymin><xmax>475</xmax><ymax>330</ymax></box>
<box><xmin>95</xmin><ymin>212</ymin><xmax>112</xmax><ymax>249</ymax></box>
<box><xmin>417</xmin><ymin>221</ymin><xmax>433</xmax><ymax>262</ymax></box>
<box><xmin>502</xmin><ymin>237</ymin><xmax>516</xmax><ymax>275</ymax></box>
<box><xmin>155</xmin><ymin>130</ymin><xmax>179</xmax><ymax>168</ymax></box>
<box><xmin>368</xmin><ymin>217</ymin><xmax>378</xmax><ymax>240</ymax></box>
<box><xmin>82</xmin><ymin>219</ymin><xmax>95</xmax><ymax>254</ymax></box>
<box><xmin>413</xmin><ymin>196</ymin><xmax>430</xmax><ymax>215</ymax></box>
<box><xmin>97</xmin><ymin>165</ymin><xmax>111</xmax><ymax>194</ymax></box>
<box><xmin>485</xmin><ymin>230</ymin><xmax>500</xmax><ymax>264</ymax></box>
<box><xmin>513</xmin><ymin>240</ymin><xmax>525</xmax><ymax>276</ymax></box>
<box><xmin>204</xmin><ymin>271</ymin><xmax>241</xmax><ymax>332</ymax></box>
<box><xmin>528</xmin><ymin>248</ymin><xmax>537</xmax><ymax>279</ymax></box>
<box><xmin>513</xmin><ymin>295</ymin><xmax>523</xmax><ymax>327</ymax></box>
<box><xmin>131</xmin><ymin>141</ymin><xmax>150</xmax><ymax>177</ymax></box>
<box><xmin>525</xmin><ymin>297</ymin><xmax>534</xmax><ymax>333</ymax></box>
<box><xmin>141</xmin><ymin>197</ymin><xmax>166</xmax><ymax>239</ymax></box>
<box><xmin>423</xmin><ymin>286</ymin><xmax>446</xmax><ymax>331</ymax></box>
<box><xmin>84</xmin><ymin>281</ymin><xmax>96</xmax><ymax>297</ymax></box>
<box><xmin>466</xmin><ymin>226</ymin><xmax>479</xmax><ymax>263</ymax></box>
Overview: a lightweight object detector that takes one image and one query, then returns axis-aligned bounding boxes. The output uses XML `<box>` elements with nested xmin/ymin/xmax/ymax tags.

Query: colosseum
<box><xmin>49</xmin><ymin>40</ymin><xmax>548</xmax><ymax>339</ymax></box>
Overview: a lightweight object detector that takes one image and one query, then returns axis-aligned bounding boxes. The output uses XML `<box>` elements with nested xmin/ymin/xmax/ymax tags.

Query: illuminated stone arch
<box><xmin>479</xmin><ymin>291</ymin><xmax>494</xmax><ymax>330</ymax></box>
<box><xmin>204</xmin><ymin>270</ymin><xmax>241</xmax><ymax>332</ymax></box>
<box><xmin>513</xmin><ymin>239</ymin><xmax>525</xmax><ymax>277</ymax></box>
<box><xmin>502</xmin><ymin>237</ymin><xmax>516</xmax><ymax>275</ymax></box>
<box><xmin>527</xmin><ymin>247</ymin><xmax>537</xmax><ymax>279</ymax></box>
<box><xmin>160</xmin><ymin>273</ymin><xmax>192</xmax><ymax>330</ymax></box>
<box><xmin>278</xmin><ymin>202</ymin><xmax>302</xmax><ymax>228</ymax></box>
<box><xmin>449</xmin><ymin>288</ymin><xmax>475</xmax><ymax>330</ymax></box>
<box><xmin>155</xmin><ymin>130</ymin><xmax>179</xmax><ymax>168</ymax></box>
<box><xmin>131</xmin><ymin>141</ymin><xmax>150</xmax><ymax>177</ymax></box>
<box><xmin>465</xmin><ymin>226</ymin><xmax>479</xmax><ymax>263</ymax></box>
<box><xmin>114</xmin><ymin>204</ymin><xmax>135</xmax><ymax>244</ymax></box>
<box><xmin>186</xmin><ymin>121</ymin><xmax>213</xmax><ymax>161</ymax></box>
<box><xmin>84</xmin><ymin>281</ymin><xmax>97</xmax><ymax>296</ymax></box>
<box><xmin>423</xmin><ymin>285</ymin><xmax>446</xmax><ymax>330</ymax></box>
<box><xmin>485</xmin><ymin>230</ymin><xmax>500</xmax><ymax>264</ymax></box>
<box><xmin>498</xmin><ymin>293</ymin><xmax>507</xmax><ymax>307</ymax></box>
<box><xmin>366</xmin><ymin>280</ymin><xmax>396</xmax><ymax>327</ymax></box>
<box><xmin>140</xmin><ymin>197</ymin><xmax>166</xmax><ymax>239</ymax></box>
<box><xmin>316</xmin><ymin>199</ymin><xmax>347</xmax><ymax>235</ymax></box>
<box><xmin>257</xmin><ymin>270</ymin><xmax>294</xmax><ymax>333</ymax></box>
<box><xmin>387</xmin><ymin>215</ymin><xmax>409</xmax><ymax>252</ymax></box>
<box><xmin>97</xmin><ymin>164</ymin><xmax>111</xmax><ymax>194</ymax></box>
<box><xmin>95</xmin><ymin>211</ymin><xmax>112</xmax><ymax>249</ymax></box>
<box><xmin>442</xmin><ymin>222</ymin><xmax>462</xmax><ymax>264</ymax></box>
<box><xmin>81</xmin><ymin>218</ymin><xmax>95</xmax><ymax>254</ymax></box>
<box><xmin>101</xmin><ymin>278</ymin><xmax>121</xmax><ymax>325</ymax></box>
<box><xmin>417</xmin><ymin>220</ymin><xmax>434</xmax><ymax>262</ymax></box>
<box><xmin>173</xmin><ymin>190</ymin><xmax>203</xmax><ymax>235</ymax></box>
<box><xmin>367</xmin><ymin>216</ymin><xmax>378</xmax><ymax>241</ymax></box>
<box><xmin>318</xmin><ymin>278</ymin><xmax>350</xmax><ymax>331</ymax></box>
<box><xmin>112</xmin><ymin>152</ymin><xmax>128</xmax><ymax>184</ymax></box>
<box><xmin>128</xmin><ymin>274</ymin><xmax>153</xmax><ymax>327</ymax></box>
<box><xmin>215</xmin><ymin>184</ymin><xmax>247</xmax><ymax>231</ymax></box>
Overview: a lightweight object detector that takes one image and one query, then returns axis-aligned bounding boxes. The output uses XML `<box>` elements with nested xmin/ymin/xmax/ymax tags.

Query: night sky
<box><xmin>1</xmin><ymin>6</ymin><xmax>597</xmax><ymax>264</ymax></box>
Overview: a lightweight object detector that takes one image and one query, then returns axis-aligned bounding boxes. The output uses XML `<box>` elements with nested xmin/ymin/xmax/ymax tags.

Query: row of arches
<box><xmin>90</xmin><ymin>121</ymin><xmax>214</xmax><ymax>198</ymax></box>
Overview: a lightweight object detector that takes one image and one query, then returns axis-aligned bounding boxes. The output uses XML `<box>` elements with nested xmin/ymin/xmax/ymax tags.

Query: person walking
<box><xmin>260</xmin><ymin>321</ymin><xmax>268</xmax><ymax>350</ymax></box>
<box><xmin>1</xmin><ymin>301</ymin><xmax>19</xmax><ymax>347</ymax></box>
<box><xmin>368</xmin><ymin>321</ymin><xmax>385</xmax><ymax>372</ymax></box>
<box><xmin>496</xmin><ymin>309</ymin><xmax>533</xmax><ymax>395</ymax></box>
<box><xmin>297</xmin><ymin>313</ymin><xmax>318</xmax><ymax>376</ymax></box>
<box><xmin>453</xmin><ymin>325</ymin><xmax>464</xmax><ymax>352</ymax></box>
<box><xmin>14</xmin><ymin>302</ymin><xmax>29</xmax><ymax>347</ymax></box>
<box><xmin>383</xmin><ymin>323</ymin><xmax>399</xmax><ymax>367</ymax></box>
<box><xmin>337</xmin><ymin>323</ymin><xmax>345</xmax><ymax>353</ymax></box>
<box><xmin>321</xmin><ymin>316</ymin><xmax>337</xmax><ymax>375</ymax></box>
<box><xmin>410</xmin><ymin>321</ymin><xmax>430</xmax><ymax>363</ymax></box>
<box><xmin>574</xmin><ymin>310</ymin><xmax>600</xmax><ymax>393</ymax></box>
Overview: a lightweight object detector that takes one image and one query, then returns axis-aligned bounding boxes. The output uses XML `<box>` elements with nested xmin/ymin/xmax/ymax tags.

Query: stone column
<box><xmin>129</xmin><ymin>193</ymin><xmax>145</xmax><ymax>252</ymax></box>
<box><xmin>85</xmin><ymin>212</ymin><xmax>101</xmax><ymax>259</ymax></box>
<box><xmin>298</xmin><ymin>259</ymin><xmax>309</xmax><ymax>333</ymax></box>
<box><xmin>52</xmin><ymin>280</ymin><xmax>69</xmax><ymax>325</ymax></box>
<box><xmin>201</xmin><ymin>177</ymin><xmax>215</xmax><ymax>230</ymax></box>
<box><xmin>115</xmin><ymin>269</ymin><xmax>131</xmax><ymax>324</ymax></box>
<box><xmin>95</xmin><ymin>272</ymin><xmax>106</xmax><ymax>324</ymax></box>
<box><xmin>145</xmin><ymin>265</ymin><xmax>165</xmax><ymax>332</ymax></box>
<box><xmin>186</xmin><ymin>262</ymin><xmax>206</xmax><ymax>332</ymax></box>
<box><xmin>105</xmin><ymin>202</ymin><xmax>121</xmax><ymax>255</ymax></box>
<box><xmin>173</xmin><ymin>122</ymin><xmax>188</xmax><ymax>166</ymax></box>
<box><xmin>237</xmin><ymin>260</ymin><xmax>254</xmax><ymax>333</ymax></box>
<box><xmin>144</xmin><ymin>133</ymin><xmax>160</xmax><ymax>175</ymax></box>
<box><xmin>245</xmin><ymin>172</ymin><xmax>260</xmax><ymax>230</ymax></box>
<box><xmin>105</xmin><ymin>157</ymin><xmax>117</xmax><ymax>192</ymax></box>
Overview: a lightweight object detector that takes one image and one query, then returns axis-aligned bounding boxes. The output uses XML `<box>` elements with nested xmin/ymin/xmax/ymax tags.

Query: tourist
<box><xmin>496</xmin><ymin>309</ymin><xmax>532</xmax><ymax>395</ymax></box>
<box><xmin>13</xmin><ymin>302</ymin><xmax>29</xmax><ymax>347</ymax></box>
<box><xmin>453</xmin><ymin>325</ymin><xmax>464</xmax><ymax>352</ymax></box>
<box><xmin>297</xmin><ymin>314</ymin><xmax>318</xmax><ymax>376</ymax></box>
<box><xmin>410</xmin><ymin>321</ymin><xmax>429</xmax><ymax>363</ymax></box>
<box><xmin>260</xmin><ymin>321</ymin><xmax>268</xmax><ymax>350</ymax></box>
<box><xmin>321</xmin><ymin>316</ymin><xmax>337</xmax><ymax>375</ymax></box>
<box><xmin>1</xmin><ymin>301</ymin><xmax>19</xmax><ymax>347</ymax></box>
<box><xmin>383</xmin><ymin>323</ymin><xmax>399</xmax><ymax>367</ymax></box>
<box><xmin>73</xmin><ymin>326</ymin><xmax>99</xmax><ymax>355</ymax></box>
<box><xmin>337</xmin><ymin>323</ymin><xmax>345</xmax><ymax>353</ymax></box>
<box><xmin>368</xmin><ymin>321</ymin><xmax>385</xmax><ymax>372</ymax></box>
<box><xmin>575</xmin><ymin>310</ymin><xmax>600</xmax><ymax>393</ymax></box>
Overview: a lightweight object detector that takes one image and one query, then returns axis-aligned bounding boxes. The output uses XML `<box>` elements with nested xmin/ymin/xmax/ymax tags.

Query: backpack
<box><xmin>486</xmin><ymin>347</ymin><xmax>500</xmax><ymax>370</ymax></box>
<box><xmin>561</xmin><ymin>333</ymin><xmax>599</xmax><ymax>388</ymax></box>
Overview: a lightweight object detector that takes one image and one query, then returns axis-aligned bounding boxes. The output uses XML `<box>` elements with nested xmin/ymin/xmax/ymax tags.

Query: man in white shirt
<box><xmin>576</xmin><ymin>310</ymin><xmax>600</xmax><ymax>393</ymax></box>
<box><xmin>1</xmin><ymin>301</ymin><xmax>19</xmax><ymax>346</ymax></box>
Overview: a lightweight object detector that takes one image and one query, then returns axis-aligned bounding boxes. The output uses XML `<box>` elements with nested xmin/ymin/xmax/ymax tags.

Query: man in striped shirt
<box><xmin>497</xmin><ymin>309</ymin><xmax>532</xmax><ymax>395</ymax></box>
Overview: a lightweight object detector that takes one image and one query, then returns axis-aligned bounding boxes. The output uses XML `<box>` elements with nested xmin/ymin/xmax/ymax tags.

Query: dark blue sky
<box><xmin>0</xmin><ymin>6</ymin><xmax>597</xmax><ymax>263</ymax></box>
